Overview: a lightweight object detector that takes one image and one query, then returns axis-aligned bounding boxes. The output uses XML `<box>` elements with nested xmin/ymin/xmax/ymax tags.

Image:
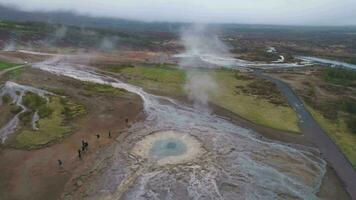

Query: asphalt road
<box><xmin>254</xmin><ymin>70</ymin><xmax>356</xmax><ymax>199</ymax></box>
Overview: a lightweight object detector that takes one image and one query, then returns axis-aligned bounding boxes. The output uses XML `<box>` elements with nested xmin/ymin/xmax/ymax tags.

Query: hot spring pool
<box><xmin>131</xmin><ymin>130</ymin><xmax>205</xmax><ymax>165</ymax></box>
<box><xmin>149</xmin><ymin>138</ymin><xmax>187</xmax><ymax>158</ymax></box>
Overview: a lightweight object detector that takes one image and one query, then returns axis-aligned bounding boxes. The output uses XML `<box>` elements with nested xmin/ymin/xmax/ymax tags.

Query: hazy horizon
<box><xmin>0</xmin><ymin>0</ymin><xmax>356</xmax><ymax>26</ymax></box>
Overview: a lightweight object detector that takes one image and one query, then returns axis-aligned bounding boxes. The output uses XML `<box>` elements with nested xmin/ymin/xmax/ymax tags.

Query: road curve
<box><xmin>254</xmin><ymin>70</ymin><xmax>356</xmax><ymax>199</ymax></box>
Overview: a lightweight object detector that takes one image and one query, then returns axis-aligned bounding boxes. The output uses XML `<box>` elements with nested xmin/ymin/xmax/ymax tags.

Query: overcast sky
<box><xmin>1</xmin><ymin>0</ymin><xmax>356</xmax><ymax>25</ymax></box>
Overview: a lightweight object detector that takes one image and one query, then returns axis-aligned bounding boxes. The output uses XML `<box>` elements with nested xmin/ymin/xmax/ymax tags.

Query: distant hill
<box><xmin>0</xmin><ymin>4</ymin><xmax>183</xmax><ymax>33</ymax></box>
<box><xmin>1</xmin><ymin>4</ymin><xmax>355</xmax><ymax>35</ymax></box>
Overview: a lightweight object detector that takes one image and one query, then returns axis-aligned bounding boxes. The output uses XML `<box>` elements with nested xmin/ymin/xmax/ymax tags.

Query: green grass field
<box><xmin>107</xmin><ymin>65</ymin><xmax>300</xmax><ymax>133</ymax></box>
<box><xmin>0</xmin><ymin>61</ymin><xmax>16</xmax><ymax>71</ymax></box>
<box><xmin>210</xmin><ymin>70</ymin><xmax>300</xmax><ymax>133</ymax></box>
<box><xmin>109</xmin><ymin>65</ymin><xmax>186</xmax><ymax>95</ymax></box>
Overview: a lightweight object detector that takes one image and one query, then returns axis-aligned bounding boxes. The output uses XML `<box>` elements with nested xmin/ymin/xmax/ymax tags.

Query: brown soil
<box><xmin>0</xmin><ymin>68</ymin><xmax>144</xmax><ymax>200</ymax></box>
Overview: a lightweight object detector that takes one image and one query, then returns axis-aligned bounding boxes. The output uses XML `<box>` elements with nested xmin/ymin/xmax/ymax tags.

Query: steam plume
<box><xmin>178</xmin><ymin>24</ymin><xmax>229</xmax><ymax>110</ymax></box>
<box><xmin>99</xmin><ymin>36</ymin><xmax>119</xmax><ymax>52</ymax></box>
<box><xmin>3</xmin><ymin>40</ymin><xmax>17</xmax><ymax>51</ymax></box>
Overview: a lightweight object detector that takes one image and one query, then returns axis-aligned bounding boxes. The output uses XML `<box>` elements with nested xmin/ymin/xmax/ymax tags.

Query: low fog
<box><xmin>1</xmin><ymin>0</ymin><xmax>356</xmax><ymax>25</ymax></box>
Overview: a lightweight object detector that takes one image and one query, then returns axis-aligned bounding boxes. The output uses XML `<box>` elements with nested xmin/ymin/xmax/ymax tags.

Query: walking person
<box><xmin>109</xmin><ymin>130</ymin><xmax>111</xmax><ymax>138</ymax></box>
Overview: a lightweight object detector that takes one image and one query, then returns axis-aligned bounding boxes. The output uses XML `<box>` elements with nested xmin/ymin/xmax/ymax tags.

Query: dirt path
<box><xmin>0</xmin><ymin>65</ymin><xmax>25</xmax><ymax>77</ymax></box>
<box><xmin>255</xmin><ymin>70</ymin><xmax>356</xmax><ymax>199</ymax></box>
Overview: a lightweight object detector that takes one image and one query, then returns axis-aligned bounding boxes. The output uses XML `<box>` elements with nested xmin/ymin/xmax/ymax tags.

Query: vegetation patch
<box><xmin>4</xmin><ymin>68</ymin><xmax>23</xmax><ymax>79</ymax></box>
<box><xmin>0</xmin><ymin>95</ymin><xmax>16</xmax><ymax>128</ymax></box>
<box><xmin>1</xmin><ymin>94</ymin><xmax>11</xmax><ymax>104</ymax></box>
<box><xmin>61</xmin><ymin>98</ymin><xmax>86</xmax><ymax>119</ymax></box>
<box><xmin>83</xmin><ymin>82</ymin><xmax>128</xmax><ymax>96</ymax></box>
<box><xmin>236</xmin><ymin>77</ymin><xmax>288</xmax><ymax>106</ymax></box>
<box><xmin>0</xmin><ymin>61</ymin><xmax>16</xmax><ymax>71</ymax></box>
<box><xmin>14</xmin><ymin>93</ymin><xmax>85</xmax><ymax>149</ymax></box>
<box><xmin>108</xmin><ymin>65</ymin><xmax>186</xmax><ymax>95</ymax></box>
<box><xmin>323</xmin><ymin>67</ymin><xmax>356</xmax><ymax>87</ymax></box>
<box><xmin>303</xmin><ymin>91</ymin><xmax>356</xmax><ymax>134</ymax></box>
<box><xmin>9</xmin><ymin>104</ymin><xmax>22</xmax><ymax>114</ymax></box>
<box><xmin>210</xmin><ymin>70</ymin><xmax>300</xmax><ymax>133</ymax></box>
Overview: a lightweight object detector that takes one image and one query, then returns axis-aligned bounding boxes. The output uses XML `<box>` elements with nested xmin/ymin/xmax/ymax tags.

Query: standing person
<box><xmin>82</xmin><ymin>140</ymin><xmax>86</xmax><ymax>151</ymax></box>
<box><xmin>85</xmin><ymin>142</ymin><xmax>89</xmax><ymax>150</ymax></box>
<box><xmin>109</xmin><ymin>130</ymin><xmax>111</xmax><ymax>138</ymax></box>
<box><xmin>78</xmin><ymin>149</ymin><xmax>82</xmax><ymax>159</ymax></box>
<box><xmin>58</xmin><ymin>159</ymin><xmax>63</xmax><ymax>167</ymax></box>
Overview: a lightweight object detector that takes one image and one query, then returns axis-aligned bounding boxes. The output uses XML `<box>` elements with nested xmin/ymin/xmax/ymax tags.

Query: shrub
<box><xmin>23</xmin><ymin>92</ymin><xmax>47</xmax><ymax>110</ymax></box>
<box><xmin>38</xmin><ymin>106</ymin><xmax>53</xmax><ymax>118</ymax></box>
<box><xmin>2</xmin><ymin>95</ymin><xmax>11</xmax><ymax>104</ymax></box>
<box><xmin>342</xmin><ymin>99</ymin><xmax>356</xmax><ymax>115</ymax></box>
<box><xmin>19</xmin><ymin>111</ymin><xmax>33</xmax><ymax>125</ymax></box>
<box><xmin>9</xmin><ymin>104</ymin><xmax>22</xmax><ymax>114</ymax></box>
<box><xmin>346</xmin><ymin>116</ymin><xmax>356</xmax><ymax>134</ymax></box>
<box><xmin>324</xmin><ymin>67</ymin><xmax>356</xmax><ymax>86</ymax></box>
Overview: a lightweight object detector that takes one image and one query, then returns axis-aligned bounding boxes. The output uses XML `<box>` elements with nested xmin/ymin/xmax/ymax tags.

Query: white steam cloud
<box><xmin>176</xmin><ymin>24</ymin><xmax>241</xmax><ymax>68</ymax></box>
<box><xmin>184</xmin><ymin>73</ymin><xmax>217</xmax><ymax>109</ymax></box>
<box><xmin>3</xmin><ymin>40</ymin><xmax>17</xmax><ymax>51</ymax></box>
<box><xmin>99</xmin><ymin>36</ymin><xmax>119</xmax><ymax>52</ymax></box>
<box><xmin>181</xmin><ymin>25</ymin><xmax>230</xmax><ymax>57</ymax></box>
<box><xmin>54</xmin><ymin>26</ymin><xmax>68</xmax><ymax>39</ymax></box>
<box><xmin>179</xmin><ymin>24</ymin><xmax>226</xmax><ymax>110</ymax></box>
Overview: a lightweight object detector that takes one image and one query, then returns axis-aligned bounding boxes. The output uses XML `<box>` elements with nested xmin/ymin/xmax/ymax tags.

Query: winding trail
<box><xmin>255</xmin><ymin>70</ymin><xmax>356</xmax><ymax>199</ymax></box>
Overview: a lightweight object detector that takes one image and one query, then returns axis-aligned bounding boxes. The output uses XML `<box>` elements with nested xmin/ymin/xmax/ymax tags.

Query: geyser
<box><xmin>132</xmin><ymin>130</ymin><xmax>205</xmax><ymax>165</ymax></box>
